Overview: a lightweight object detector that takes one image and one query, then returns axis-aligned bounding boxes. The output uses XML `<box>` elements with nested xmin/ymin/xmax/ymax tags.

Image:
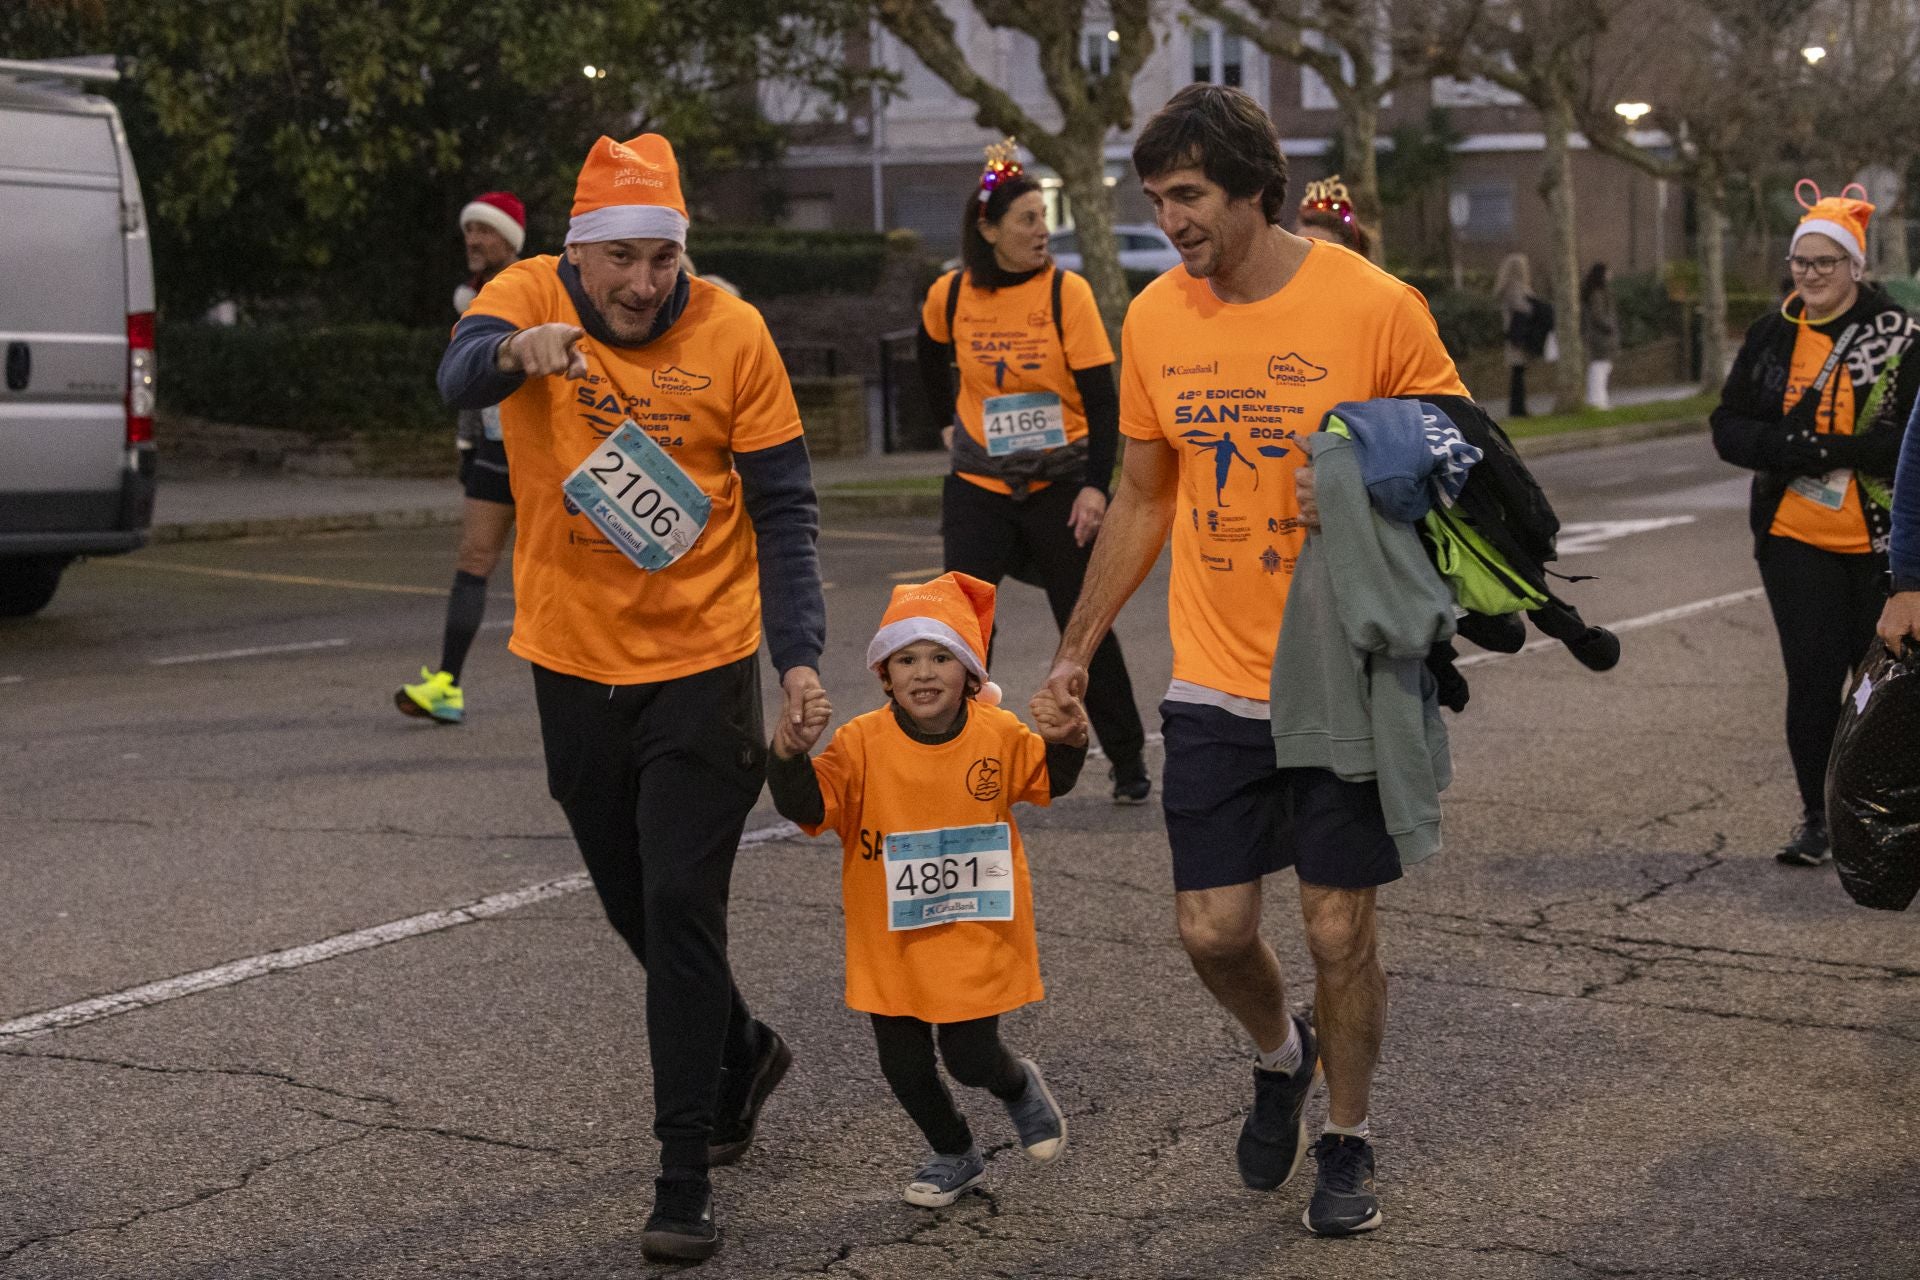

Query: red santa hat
<box><xmin>566</xmin><ymin>133</ymin><xmax>689</xmax><ymax>247</ymax></box>
<box><xmin>1791</xmin><ymin>179</ymin><xmax>1873</xmax><ymax>268</ymax></box>
<box><xmin>458</xmin><ymin>191</ymin><xmax>526</xmax><ymax>253</ymax></box>
<box><xmin>867</xmin><ymin>572</ymin><xmax>1002</xmax><ymax>707</ymax></box>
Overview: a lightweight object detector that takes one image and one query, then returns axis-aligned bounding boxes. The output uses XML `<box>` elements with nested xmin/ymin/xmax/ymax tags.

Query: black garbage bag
<box><xmin>1826</xmin><ymin>644</ymin><xmax>1920</xmax><ymax>910</ymax></box>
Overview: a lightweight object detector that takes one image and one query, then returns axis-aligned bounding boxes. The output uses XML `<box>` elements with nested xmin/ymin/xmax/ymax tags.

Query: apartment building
<box><xmin>718</xmin><ymin>4</ymin><xmax>1686</xmax><ymax>284</ymax></box>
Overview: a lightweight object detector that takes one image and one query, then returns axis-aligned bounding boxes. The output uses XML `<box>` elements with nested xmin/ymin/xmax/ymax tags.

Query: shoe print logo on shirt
<box><xmin>652</xmin><ymin>365</ymin><xmax>712</xmax><ymax>394</ymax></box>
<box><xmin>966</xmin><ymin>757</ymin><xmax>1003</xmax><ymax>801</ymax></box>
<box><xmin>1267</xmin><ymin>353</ymin><xmax>1328</xmax><ymax>385</ymax></box>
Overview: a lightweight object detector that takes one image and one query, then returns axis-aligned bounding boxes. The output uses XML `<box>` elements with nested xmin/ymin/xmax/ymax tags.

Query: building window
<box><xmin>1453</xmin><ymin>181</ymin><xmax>1515</xmax><ymax>243</ymax></box>
<box><xmin>1191</xmin><ymin>22</ymin><xmax>1243</xmax><ymax>87</ymax></box>
<box><xmin>781</xmin><ymin>195</ymin><xmax>836</xmax><ymax>232</ymax></box>
<box><xmin>1081</xmin><ymin>25</ymin><xmax>1117</xmax><ymax>77</ymax></box>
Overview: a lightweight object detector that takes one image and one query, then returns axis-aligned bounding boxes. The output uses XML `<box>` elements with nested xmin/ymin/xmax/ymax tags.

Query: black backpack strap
<box><xmin>945</xmin><ymin>271</ymin><xmax>964</xmax><ymax>418</ymax></box>
<box><xmin>1051</xmin><ymin>266</ymin><xmax>1066</xmax><ymax>346</ymax></box>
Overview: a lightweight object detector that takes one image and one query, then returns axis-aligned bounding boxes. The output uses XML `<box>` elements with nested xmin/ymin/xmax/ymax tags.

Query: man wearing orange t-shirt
<box><xmin>1045</xmin><ymin>85</ymin><xmax>1465</xmax><ymax>1238</ymax></box>
<box><xmin>437</xmin><ymin>133</ymin><xmax>824</xmax><ymax>1264</ymax></box>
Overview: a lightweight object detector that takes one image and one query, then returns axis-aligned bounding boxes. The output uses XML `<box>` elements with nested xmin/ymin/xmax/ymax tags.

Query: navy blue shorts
<box><xmin>459</xmin><ymin>437</ymin><xmax>513</xmax><ymax>506</ymax></box>
<box><xmin>1159</xmin><ymin>699</ymin><xmax>1403</xmax><ymax>892</ymax></box>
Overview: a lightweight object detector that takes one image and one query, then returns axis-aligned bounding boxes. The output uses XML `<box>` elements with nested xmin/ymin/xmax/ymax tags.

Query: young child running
<box><xmin>767</xmin><ymin>571</ymin><xmax>1090</xmax><ymax>1207</ymax></box>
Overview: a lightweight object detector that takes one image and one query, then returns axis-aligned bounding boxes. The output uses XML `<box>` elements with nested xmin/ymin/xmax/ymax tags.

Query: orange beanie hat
<box><xmin>867</xmin><ymin>572</ymin><xmax>1002</xmax><ymax>706</ymax></box>
<box><xmin>566</xmin><ymin>133</ymin><xmax>688</xmax><ymax>247</ymax></box>
<box><xmin>1791</xmin><ymin>179</ymin><xmax>1873</xmax><ymax>268</ymax></box>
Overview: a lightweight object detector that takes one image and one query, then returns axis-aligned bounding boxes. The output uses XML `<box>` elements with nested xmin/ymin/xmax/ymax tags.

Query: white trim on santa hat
<box><xmin>459</xmin><ymin>200</ymin><xmax>526</xmax><ymax>253</ymax></box>
<box><xmin>866</xmin><ymin>620</ymin><xmax>987</xmax><ymax>681</ymax></box>
<box><xmin>565</xmin><ymin>205</ymin><xmax>689</xmax><ymax>247</ymax></box>
<box><xmin>1792</xmin><ymin>218</ymin><xmax>1865</xmax><ymax>266</ymax></box>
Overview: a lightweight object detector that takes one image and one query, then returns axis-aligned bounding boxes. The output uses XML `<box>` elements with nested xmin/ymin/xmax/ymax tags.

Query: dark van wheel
<box><xmin>0</xmin><ymin>555</ymin><xmax>69</xmax><ymax>617</ymax></box>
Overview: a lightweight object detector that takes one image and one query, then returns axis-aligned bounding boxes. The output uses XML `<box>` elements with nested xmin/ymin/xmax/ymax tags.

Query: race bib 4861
<box><xmin>561</xmin><ymin>420</ymin><xmax>712</xmax><ymax>571</ymax></box>
<box><xmin>884</xmin><ymin>822</ymin><xmax>1015</xmax><ymax>931</ymax></box>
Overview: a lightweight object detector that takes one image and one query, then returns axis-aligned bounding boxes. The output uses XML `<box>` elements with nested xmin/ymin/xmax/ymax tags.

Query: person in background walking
<box><xmin>1581</xmin><ymin>263</ymin><xmax>1619</xmax><ymax>412</ymax></box>
<box><xmin>1711</xmin><ymin>180</ymin><xmax>1920</xmax><ymax>867</ymax></box>
<box><xmin>916</xmin><ymin>139</ymin><xmax>1152</xmax><ymax>805</ymax></box>
<box><xmin>1495</xmin><ymin>252</ymin><xmax>1537</xmax><ymax>418</ymax></box>
<box><xmin>395</xmin><ymin>191</ymin><xmax>525</xmax><ymax>724</ymax></box>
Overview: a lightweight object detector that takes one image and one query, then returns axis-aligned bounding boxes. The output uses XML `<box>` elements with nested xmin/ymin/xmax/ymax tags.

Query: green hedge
<box><xmin>1424</xmin><ymin>289</ymin><xmax>1505</xmax><ymax>360</ymax></box>
<box><xmin>689</xmin><ymin>227</ymin><xmax>893</xmax><ymax>299</ymax></box>
<box><xmin>160</xmin><ymin>323</ymin><xmax>447</xmax><ymax>434</ymax></box>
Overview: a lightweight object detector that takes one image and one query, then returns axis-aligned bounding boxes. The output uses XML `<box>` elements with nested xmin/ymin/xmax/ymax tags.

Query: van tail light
<box><xmin>127</xmin><ymin>311</ymin><xmax>155</xmax><ymax>445</ymax></box>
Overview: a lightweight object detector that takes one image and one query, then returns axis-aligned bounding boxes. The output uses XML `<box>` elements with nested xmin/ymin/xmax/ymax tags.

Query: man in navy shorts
<box><xmin>1044</xmin><ymin>85</ymin><xmax>1467</xmax><ymax>1237</ymax></box>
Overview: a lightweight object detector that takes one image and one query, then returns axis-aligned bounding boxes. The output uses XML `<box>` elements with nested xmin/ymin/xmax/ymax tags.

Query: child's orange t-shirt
<box><xmin>800</xmin><ymin>702</ymin><xmax>1052</xmax><ymax>1024</ymax></box>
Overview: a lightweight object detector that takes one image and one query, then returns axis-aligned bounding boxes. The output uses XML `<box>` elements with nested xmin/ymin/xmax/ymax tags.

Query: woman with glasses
<box><xmin>1711</xmin><ymin>181</ymin><xmax>1920</xmax><ymax>866</ymax></box>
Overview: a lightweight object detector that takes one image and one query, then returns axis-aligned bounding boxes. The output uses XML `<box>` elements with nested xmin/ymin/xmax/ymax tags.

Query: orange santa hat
<box><xmin>1791</xmin><ymin>179</ymin><xmax>1873</xmax><ymax>269</ymax></box>
<box><xmin>867</xmin><ymin>571</ymin><xmax>1003</xmax><ymax>707</ymax></box>
<box><xmin>566</xmin><ymin>133</ymin><xmax>689</xmax><ymax>247</ymax></box>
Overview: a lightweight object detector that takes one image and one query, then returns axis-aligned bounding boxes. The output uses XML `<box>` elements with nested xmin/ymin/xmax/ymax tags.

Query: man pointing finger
<box><xmin>437</xmin><ymin>132</ymin><xmax>825</xmax><ymax>1264</ymax></box>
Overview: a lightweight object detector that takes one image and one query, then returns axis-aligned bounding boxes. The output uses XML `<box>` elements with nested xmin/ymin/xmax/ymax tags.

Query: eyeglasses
<box><xmin>1787</xmin><ymin>254</ymin><xmax>1849</xmax><ymax>277</ymax></box>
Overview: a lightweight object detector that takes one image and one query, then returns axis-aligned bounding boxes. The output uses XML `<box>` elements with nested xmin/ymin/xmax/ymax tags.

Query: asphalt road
<box><xmin>3</xmin><ymin>432</ymin><xmax>1916</xmax><ymax>1280</ymax></box>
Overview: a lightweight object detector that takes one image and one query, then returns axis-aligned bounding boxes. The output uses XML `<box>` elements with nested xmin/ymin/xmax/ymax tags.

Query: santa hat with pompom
<box><xmin>867</xmin><ymin>572</ymin><xmax>1002</xmax><ymax>707</ymax></box>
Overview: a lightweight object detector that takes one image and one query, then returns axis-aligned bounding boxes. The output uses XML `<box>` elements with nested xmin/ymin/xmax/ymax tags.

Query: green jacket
<box><xmin>1270</xmin><ymin>430</ymin><xmax>1456</xmax><ymax>863</ymax></box>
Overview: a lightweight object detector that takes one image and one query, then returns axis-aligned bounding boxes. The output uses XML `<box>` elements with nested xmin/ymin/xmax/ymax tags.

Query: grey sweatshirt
<box><xmin>1270</xmin><ymin>430</ymin><xmax>1457</xmax><ymax>862</ymax></box>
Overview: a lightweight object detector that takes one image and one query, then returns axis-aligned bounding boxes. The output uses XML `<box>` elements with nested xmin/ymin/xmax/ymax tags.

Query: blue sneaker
<box><xmin>1303</xmin><ymin>1133</ymin><xmax>1383</xmax><ymax>1235</ymax></box>
<box><xmin>1236</xmin><ymin>1012</ymin><xmax>1320</xmax><ymax>1191</ymax></box>
<box><xmin>1003</xmin><ymin>1057</ymin><xmax>1067</xmax><ymax>1162</ymax></box>
<box><xmin>903</xmin><ymin>1148</ymin><xmax>987</xmax><ymax>1208</ymax></box>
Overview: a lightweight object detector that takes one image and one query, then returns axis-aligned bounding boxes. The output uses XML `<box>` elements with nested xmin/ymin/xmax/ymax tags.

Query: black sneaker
<box><xmin>1110</xmin><ymin>757</ymin><xmax>1152</xmax><ymax>806</ymax></box>
<box><xmin>709</xmin><ymin>1024</ymin><xmax>792</xmax><ymax>1166</ymax></box>
<box><xmin>640</xmin><ymin>1171</ymin><xmax>719</xmax><ymax>1263</ymax></box>
<box><xmin>1235</xmin><ymin>1012</ymin><xmax>1320</xmax><ymax>1191</ymax></box>
<box><xmin>1776</xmin><ymin>811</ymin><xmax>1831</xmax><ymax>867</ymax></box>
<box><xmin>1303</xmin><ymin>1133</ymin><xmax>1382</xmax><ymax>1236</ymax></box>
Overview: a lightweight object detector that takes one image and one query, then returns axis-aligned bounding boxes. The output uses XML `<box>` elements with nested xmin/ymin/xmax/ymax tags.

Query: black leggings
<box><xmin>870</xmin><ymin>1013</ymin><xmax>1027</xmax><ymax>1156</ymax></box>
<box><xmin>1756</xmin><ymin>535</ymin><xmax>1886</xmax><ymax>813</ymax></box>
<box><xmin>532</xmin><ymin>657</ymin><xmax>768</xmax><ymax>1170</ymax></box>
<box><xmin>941</xmin><ymin>474</ymin><xmax>1146</xmax><ymax>769</ymax></box>
<box><xmin>1508</xmin><ymin>365</ymin><xmax>1529</xmax><ymax>418</ymax></box>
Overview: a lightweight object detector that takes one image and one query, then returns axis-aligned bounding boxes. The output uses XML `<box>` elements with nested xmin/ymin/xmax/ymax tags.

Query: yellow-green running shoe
<box><xmin>395</xmin><ymin>668</ymin><xmax>464</xmax><ymax>724</ymax></box>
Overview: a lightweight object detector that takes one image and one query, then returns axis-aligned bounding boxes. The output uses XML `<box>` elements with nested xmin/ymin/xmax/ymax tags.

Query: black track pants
<box><xmin>1756</xmin><ymin>534</ymin><xmax>1885</xmax><ymax>813</ymax></box>
<box><xmin>870</xmin><ymin>1013</ymin><xmax>1027</xmax><ymax>1156</ymax></box>
<box><xmin>532</xmin><ymin>657</ymin><xmax>768</xmax><ymax>1170</ymax></box>
<box><xmin>941</xmin><ymin>475</ymin><xmax>1146</xmax><ymax>769</ymax></box>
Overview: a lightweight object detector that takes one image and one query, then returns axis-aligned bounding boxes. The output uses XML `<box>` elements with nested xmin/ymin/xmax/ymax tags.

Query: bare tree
<box><xmin>875</xmin><ymin>1</ymin><xmax>1155</xmax><ymax>341</ymax></box>
<box><xmin>1578</xmin><ymin>0</ymin><xmax>1819</xmax><ymax>390</ymax></box>
<box><xmin>1453</xmin><ymin>0</ymin><xmax>1615</xmax><ymax>410</ymax></box>
<box><xmin>1182</xmin><ymin>0</ymin><xmax>1481</xmax><ymax>262</ymax></box>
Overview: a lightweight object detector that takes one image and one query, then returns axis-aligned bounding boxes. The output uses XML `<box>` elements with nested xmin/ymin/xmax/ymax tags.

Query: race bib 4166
<box><xmin>884</xmin><ymin>822</ymin><xmax>1015</xmax><ymax>931</ymax></box>
<box><xmin>562</xmin><ymin>420</ymin><xmax>712</xmax><ymax>571</ymax></box>
<box><xmin>982</xmin><ymin>392</ymin><xmax>1067</xmax><ymax>457</ymax></box>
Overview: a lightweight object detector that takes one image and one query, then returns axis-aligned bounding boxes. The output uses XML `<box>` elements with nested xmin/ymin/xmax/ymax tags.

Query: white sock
<box><xmin>1325</xmin><ymin>1116</ymin><xmax>1371</xmax><ymax>1141</ymax></box>
<box><xmin>1254</xmin><ymin>1019</ymin><xmax>1303</xmax><ymax>1076</ymax></box>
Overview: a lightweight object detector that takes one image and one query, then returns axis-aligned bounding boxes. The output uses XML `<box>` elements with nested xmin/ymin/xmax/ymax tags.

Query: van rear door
<box><xmin>0</xmin><ymin>102</ymin><xmax>129</xmax><ymax>534</ymax></box>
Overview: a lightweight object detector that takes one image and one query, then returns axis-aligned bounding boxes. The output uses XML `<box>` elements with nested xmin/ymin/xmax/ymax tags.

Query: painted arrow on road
<box><xmin>1556</xmin><ymin>516</ymin><xmax>1697</xmax><ymax>555</ymax></box>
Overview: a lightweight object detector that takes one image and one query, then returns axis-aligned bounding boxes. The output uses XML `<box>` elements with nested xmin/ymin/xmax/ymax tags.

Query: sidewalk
<box><xmin>148</xmin><ymin>385</ymin><xmax>1709</xmax><ymax>543</ymax></box>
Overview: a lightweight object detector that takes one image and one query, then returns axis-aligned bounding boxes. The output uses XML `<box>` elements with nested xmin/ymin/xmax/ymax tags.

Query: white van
<box><xmin>0</xmin><ymin>56</ymin><xmax>156</xmax><ymax>617</ymax></box>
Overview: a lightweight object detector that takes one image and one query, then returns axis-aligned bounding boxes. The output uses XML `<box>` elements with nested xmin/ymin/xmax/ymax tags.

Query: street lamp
<box><xmin>1803</xmin><ymin>45</ymin><xmax>1827</xmax><ymax>65</ymax></box>
<box><xmin>1614</xmin><ymin>102</ymin><xmax>1652</xmax><ymax>125</ymax></box>
<box><xmin>582</xmin><ymin>64</ymin><xmax>607</xmax><ymax>79</ymax></box>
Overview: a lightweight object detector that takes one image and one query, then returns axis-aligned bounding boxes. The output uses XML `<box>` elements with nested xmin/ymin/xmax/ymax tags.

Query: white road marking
<box><xmin>1555</xmin><ymin>516</ymin><xmax>1697</xmax><ymax>555</ymax></box>
<box><xmin>0</xmin><ymin>675</ymin><xmax>22</xmax><ymax>686</ymax></box>
<box><xmin>0</xmin><ymin>820</ymin><xmax>803</xmax><ymax>1043</ymax></box>
<box><xmin>150</xmin><ymin>638</ymin><xmax>348</xmax><ymax>666</ymax></box>
<box><xmin>1457</xmin><ymin>588</ymin><xmax>1766</xmax><ymax>668</ymax></box>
